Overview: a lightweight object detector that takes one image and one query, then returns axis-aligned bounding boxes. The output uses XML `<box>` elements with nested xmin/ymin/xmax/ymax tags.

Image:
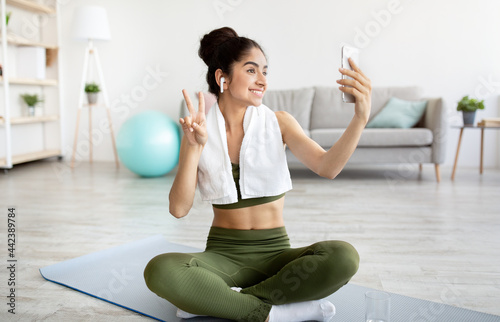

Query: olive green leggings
<box><xmin>144</xmin><ymin>227</ymin><xmax>359</xmax><ymax>322</ymax></box>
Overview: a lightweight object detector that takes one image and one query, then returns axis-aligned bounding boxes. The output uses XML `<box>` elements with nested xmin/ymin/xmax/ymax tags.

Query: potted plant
<box><xmin>20</xmin><ymin>93</ymin><xmax>44</xmax><ymax>117</ymax></box>
<box><xmin>2</xmin><ymin>12</ymin><xmax>11</xmax><ymax>32</ymax></box>
<box><xmin>85</xmin><ymin>82</ymin><xmax>100</xmax><ymax>105</ymax></box>
<box><xmin>457</xmin><ymin>95</ymin><xmax>484</xmax><ymax>125</ymax></box>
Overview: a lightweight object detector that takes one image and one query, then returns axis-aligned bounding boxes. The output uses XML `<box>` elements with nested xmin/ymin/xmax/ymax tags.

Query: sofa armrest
<box><xmin>422</xmin><ymin>98</ymin><xmax>448</xmax><ymax>164</ymax></box>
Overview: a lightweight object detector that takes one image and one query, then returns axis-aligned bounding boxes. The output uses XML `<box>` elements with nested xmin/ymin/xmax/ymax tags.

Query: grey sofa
<box><xmin>262</xmin><ymin>86</ymin><xmax>447</xmax><ymax>182</ymax></box>
<box><xmin>180</xmin><ymin>86</ymin><xmax>447</xmax><ymax>182</ymax></box>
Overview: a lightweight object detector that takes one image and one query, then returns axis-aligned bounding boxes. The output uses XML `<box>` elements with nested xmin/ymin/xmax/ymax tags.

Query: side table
<box><xmin>451</xmin><ymin>125</ymin><xmax>500</xmax><ymax>180</ymax></box>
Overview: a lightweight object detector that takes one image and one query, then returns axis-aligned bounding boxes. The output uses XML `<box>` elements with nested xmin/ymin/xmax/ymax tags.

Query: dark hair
<box><xmin>198</xmin><ymin>27</ymin><xmax>265</xmax><ymax>98</ymax></box>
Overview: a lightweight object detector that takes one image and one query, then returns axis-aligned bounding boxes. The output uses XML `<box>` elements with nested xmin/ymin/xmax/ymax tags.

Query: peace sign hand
<box><xmin>180</xmin><ymin>89</ymin><xmax>207</xmax><ymax>147</ymax></box>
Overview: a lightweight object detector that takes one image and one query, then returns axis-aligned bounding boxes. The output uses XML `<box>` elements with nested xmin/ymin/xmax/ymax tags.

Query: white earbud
<box><xmin>220</xmin><ymin>77</ymin><xmax>225</xmax><ymax>93</ymax></box>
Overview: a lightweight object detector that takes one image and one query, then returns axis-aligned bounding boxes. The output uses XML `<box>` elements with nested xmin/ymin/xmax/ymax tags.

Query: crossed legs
<box><xmin>144</xmin><ymin>238</ymin><xmax>359</xmax><ymax>322</ymax></box>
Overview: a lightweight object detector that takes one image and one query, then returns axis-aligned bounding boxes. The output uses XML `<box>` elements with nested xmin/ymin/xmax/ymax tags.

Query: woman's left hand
<box><xmin>337</xmin><ymin>58</ymin><xmax>372</xmax><ymax>124</ymax></box>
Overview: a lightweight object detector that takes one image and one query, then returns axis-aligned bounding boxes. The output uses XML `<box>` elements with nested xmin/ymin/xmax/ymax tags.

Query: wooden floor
<box><xmin>1</xmin><ymin>160</ymin><xmax>499</xmax><ymax>321</ymax></box>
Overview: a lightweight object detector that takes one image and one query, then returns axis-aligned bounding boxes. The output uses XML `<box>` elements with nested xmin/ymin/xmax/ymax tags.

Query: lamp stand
<box><xmin>71</xmin><ymin>40</ymin><xmax>119</xmax><ymax>169</ymax></box>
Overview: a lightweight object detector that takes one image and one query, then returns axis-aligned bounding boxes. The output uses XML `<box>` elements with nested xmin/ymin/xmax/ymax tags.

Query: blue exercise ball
<box><xmin>117</xmin><ymin>110</ymin><xmax>180</xmax><ymax>177</ymax></box>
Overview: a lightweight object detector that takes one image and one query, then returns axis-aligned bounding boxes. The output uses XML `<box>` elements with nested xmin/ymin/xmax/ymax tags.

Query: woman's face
<box><xmin>226</xmin><ymin>47</ymin><xmax>268</xmax><ymax>107</ymax></box>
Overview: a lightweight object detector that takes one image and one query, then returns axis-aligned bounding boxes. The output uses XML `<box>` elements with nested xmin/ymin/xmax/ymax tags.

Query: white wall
<box><xmin>60</xmin><ymin>0</ymin><xmax>500</xmax><ymax>168</ymax></box>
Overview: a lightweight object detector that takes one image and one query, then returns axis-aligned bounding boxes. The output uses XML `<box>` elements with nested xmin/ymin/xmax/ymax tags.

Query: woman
<box><xmin>144</xmin><ymin>27</ymin><xmax>371</xmax><ymax>322</ymax></box>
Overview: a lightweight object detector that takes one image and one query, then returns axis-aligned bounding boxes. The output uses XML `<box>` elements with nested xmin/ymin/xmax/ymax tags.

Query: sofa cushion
<box><xmin>310</xmin><ymin>87</ymin><xmax>354</xmax><ymax>129</ymax></box>
<box><xmin>310</xmin><ymin>86</ymin><xmax>424</xmax><ymax>130</ymax></box>
<box><xmin>263</xmin><ymin>87</ymin><xmax>315</xmax><ymax>130</ymax></box>
<box><xmin>366</xmin><ymin>97</ymin><xmax>428</xmax><ymax>128</ymax></box>
<box><xmin>310</xmin><ymin>128</ymin><xmax>433</xmax><ymax>147</ymax></box>
<box><xmin>369</xmin><ymin>86</ymin><xmax>423</xmax><ymax>116</ymax></box>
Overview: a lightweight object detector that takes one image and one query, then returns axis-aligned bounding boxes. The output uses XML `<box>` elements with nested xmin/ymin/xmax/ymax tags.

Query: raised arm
<box><xmin>169</xmin><ymin>90</ymin><xmax>207</xmax><ymax>218</ymax></box>
<box><xmin>279</xmin><ymin>58</ymin><xmax>372</xmax><ymax>179</ymax></box>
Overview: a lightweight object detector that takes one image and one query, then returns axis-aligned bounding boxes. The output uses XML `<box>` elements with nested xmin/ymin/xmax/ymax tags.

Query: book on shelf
<box><xmin>477</xmin><ymin>117</ymin><xmax>500</xmax><ymax>127</ymax></box>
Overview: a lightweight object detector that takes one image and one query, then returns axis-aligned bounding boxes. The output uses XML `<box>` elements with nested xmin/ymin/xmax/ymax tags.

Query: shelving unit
<box><xmin>0</xmin><ymin>149</ymin><xmax>60</xmax><ymax>167</ymax></box>
<box><xmin>1</xmin><ymin>0</ymin><xmax>64</xmax><ymax>170</ymax></box>
<box><xmin>1</xmin><ymin>76</ymin><xmax>58</xmax><ymax>86</ymax></box>
<box><xmin>6</xmin><ymin>0</ymin><xmax>54</xmax><ymax>14</ymax></box>
<box><xmin>0</xmin><ymin>114</ymin><xmax>59</xmax><ymax>125</ymax></box>
<box><xmin>0</xmin><ymin>33</ymin><xmax>57</xmax><ymax>48</ymax></box>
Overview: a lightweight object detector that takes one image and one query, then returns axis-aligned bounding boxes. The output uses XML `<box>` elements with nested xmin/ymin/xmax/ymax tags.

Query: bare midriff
<box><xmin>212</xmin><ymin>196</ymin><xmax>285</xmax><ymax>230</ymax></box>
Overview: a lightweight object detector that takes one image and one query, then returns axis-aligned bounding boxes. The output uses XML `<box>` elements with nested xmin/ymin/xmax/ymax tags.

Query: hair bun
<box><xmin>198</xmin><ymin>27</ymin><xmax>239</xmax><ymax>66</ymax></box>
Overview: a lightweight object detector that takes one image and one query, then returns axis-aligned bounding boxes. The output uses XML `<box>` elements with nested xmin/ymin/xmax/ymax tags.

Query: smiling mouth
<box><xmin>250</xmin><ymin>89</ymin><xmax>264</xmax><ymax>97</ymax></box>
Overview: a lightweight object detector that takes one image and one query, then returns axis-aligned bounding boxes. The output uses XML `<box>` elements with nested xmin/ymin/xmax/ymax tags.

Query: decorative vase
<box><xmin>87</xmin><ymin>93</ymin><xmax>98</xmax><ymax>105</ymax></box>
<box><xmin>462</xmin><ymin>111</ymin><xmax>476</xmax><ymax>126</ymax></box>
<box><xmin>28</xmin><ymin>106</ymin><xmax>35</xmax><ymax>117</ymax></box>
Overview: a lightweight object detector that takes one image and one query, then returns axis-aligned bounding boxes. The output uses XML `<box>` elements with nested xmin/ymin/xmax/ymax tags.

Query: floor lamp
<box><xmin>70</xmin><ymin>5</ymin><xmax>119</xmax><ymax>168</ymax></box>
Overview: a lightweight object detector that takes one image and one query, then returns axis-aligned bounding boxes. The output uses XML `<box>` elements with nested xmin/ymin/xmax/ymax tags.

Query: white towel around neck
<box><xmin>197</xmin><ymin>102</ymin><xmax>292</xmax><ymax>205</ymax></box>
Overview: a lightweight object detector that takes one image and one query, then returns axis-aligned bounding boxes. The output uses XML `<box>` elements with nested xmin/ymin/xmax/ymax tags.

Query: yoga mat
<box><xmin>40</xmin><ymin>235</ymin><xmax>500</xmax><ymax>322</ymax></box>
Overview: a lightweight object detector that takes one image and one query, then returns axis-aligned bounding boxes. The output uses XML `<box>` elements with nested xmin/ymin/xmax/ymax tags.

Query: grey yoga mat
<box><xmin>40</xmin><ymin>235</ymin><xmax>500</xmax><ymax>322</ymax></box>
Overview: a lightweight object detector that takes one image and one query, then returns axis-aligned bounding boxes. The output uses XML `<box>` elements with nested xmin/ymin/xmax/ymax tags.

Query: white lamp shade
<box><xmin>71</xmin><ymin>6</ymin><xmax>111</xmax><ymax>41</ymax></box>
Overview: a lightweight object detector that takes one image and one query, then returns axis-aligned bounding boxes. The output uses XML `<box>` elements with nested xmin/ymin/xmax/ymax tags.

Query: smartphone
<box><xmin>341</xmin><ymin>45</ymin><xmax>360</xmax><ymax>103</ymax></box>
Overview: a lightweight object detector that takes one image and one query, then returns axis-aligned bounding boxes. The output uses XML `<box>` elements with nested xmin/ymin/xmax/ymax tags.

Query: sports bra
<box><xmin>212</xmin><ymin>163</ymin><xmax>285</xmax><ymax>210</ymax></box>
